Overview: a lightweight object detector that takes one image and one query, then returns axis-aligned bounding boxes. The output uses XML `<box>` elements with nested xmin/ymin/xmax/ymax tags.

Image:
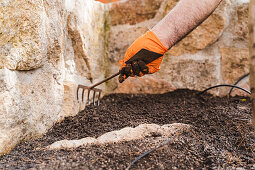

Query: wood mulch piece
<box><xmin>0</xmin><ymin>89</ymin><xmax>254</xmax><ymax>169</ymax></box>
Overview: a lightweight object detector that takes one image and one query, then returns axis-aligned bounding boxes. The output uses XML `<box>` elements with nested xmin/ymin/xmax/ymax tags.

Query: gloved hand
<box><xmin>119</xmin><ymin>31</ymin><xmax>168</xmax><ymax>83</ymax></box>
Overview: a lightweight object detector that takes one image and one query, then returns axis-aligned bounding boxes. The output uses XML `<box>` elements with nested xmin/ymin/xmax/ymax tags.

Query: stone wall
<box><xmin>0</xmin><ymin>0</ymin><xmax>250</xmax><ymax>155</ymax></box>
<box><xmin>106</xmin><ymin>0</ymin><xmax>250</xmax><ymax>96</ymax></box>
<box><xmin>0</xmin><ymin>0</ymin><xmax>106</xmax><ymax>155</ymax></box>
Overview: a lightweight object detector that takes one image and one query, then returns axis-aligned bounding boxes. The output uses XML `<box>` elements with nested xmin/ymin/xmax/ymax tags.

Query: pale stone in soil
<box><xmin>47</xmin><ymin>123</ymin><xmax>192</xmax><ymax>150</ymax></box>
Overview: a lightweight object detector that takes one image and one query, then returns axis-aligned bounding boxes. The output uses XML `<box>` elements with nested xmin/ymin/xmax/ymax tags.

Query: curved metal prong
<box><xmin>97</xmin><ymin>91</ymin><xmax>101</xmax><ymax>106</ymax></box>
<box><xmin>77</xmin><ymin>86</ymin><xmax>80</xmax><ymax>101</ymax></box>
<box><xmin>82</xmin><ymin>88</ymin><xmax>85</xmax><ymax>102</ymax></box>
<box><xmin>87</xmin><ymin>89</ymin><xmax>90</xmax><ymax>105</ymax></box>
<box><xmin>93</xmin><ymin>91</ymin><xmax>96</xmax><ymax>106</ymax></box>
<box><xmin>76</xmin><ymin>84</ymin><xmax>102</xmax><ymax>107</ymax></box>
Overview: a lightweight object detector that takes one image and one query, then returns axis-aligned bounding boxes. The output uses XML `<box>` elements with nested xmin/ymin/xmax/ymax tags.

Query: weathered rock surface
<box><xmin>109</xmin><ymin>0</ymin><xmax>163</xmax><ymax>26</ymax></box>
<box><xmin>0</xmin><ymin>0</ymin><xmax>46</xmax><ymax>70</ymax></box>
<box><xmin>166</xmin><ymin>1</ymin><xmax>227</xmax><ymax>56</ymax></box>
<box><xmin>114</xmin><ymin>76</ymin><xmax>175</xmax><ymax>94</ymax></box>
<box><xmin>47</xmin><ymin>123</ymin><xmax>192</xmax><ymax>150</ymax></box>
<box><xmin>220</xmin><ymin>47</ymin><xmax>249</xmax><ymax>85</ymax></box>
<box><xmin>0</xmin><ymin>0</ymin><xmax>105</xmax><ymax>155</ymax></box>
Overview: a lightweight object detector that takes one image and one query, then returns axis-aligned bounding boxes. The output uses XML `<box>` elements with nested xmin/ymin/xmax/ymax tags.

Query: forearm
<box><xmin>151</xmin><ymin>0</ymin><xmax>223</xmax><ymax>49</ymax></box>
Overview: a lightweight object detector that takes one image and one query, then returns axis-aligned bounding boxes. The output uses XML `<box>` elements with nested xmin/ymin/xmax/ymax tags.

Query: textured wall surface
<box><xmin>0</xmin><ymin>0</ymin><xmax>250</xmax><ymax>155</ymax></box>
<box><xmin>107</xmin><ymin>0</ymin><xmax>250</xmax><ymax>96</ymax></box>
<box><xmin>0</xmin><ymin>0</ymin><xmax>105</xmax><ymax>155</ymax></box>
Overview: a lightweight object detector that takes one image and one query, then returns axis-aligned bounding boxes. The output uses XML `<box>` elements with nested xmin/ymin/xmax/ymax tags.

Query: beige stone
<box><xmin>114</xmin><ymin>76</ymin><xmax>175</xmax><ymax>94</ymax></box>
<box><xmin>64</xmin><ymin>0</ymin><xmax>106</xmax><ymax>86</ymax></box>
<box><xmin>47</xmin><ymin>123</ymin><xmax>192</xmax><ymax>150</ymax></box>
<box><xmin>234</xmin><ymin>3</ymin><xmax>249</xmax><ymax>41</ymax></box>
<box><xmin>165</xmin><ymin>1</ymin><xmax>228</xmax><ymax>56</ymax></box>
<box><xmin>168</xmin><ymin>12</ymin><xmax>226</xmax><ymax>56</ymax></box>
<box><xmin>157</xmin><ymin>46</ymin><xmax>221</xmax><ymax>93</ymax></box>
<box><xmin>109</xmin><ymin>0</ymin><xmax>163</xmax><ymax>26</ymax></box>
<box><xmin>0</xmin><ymin>0</ymin><xmax>106</xmax><ymax>155</ymax></box>
<box><xmin>67</xmin><ymin>13</ymin><xmax>93</xmax><ymax>81</ymax></box>
<box><xmin>47</xmin><ymin>137</ymin><xmax>98</xmax><ymax>150</ymax></box>
<box><xmin>0</xmin><ymin>0</ymin><xmax>46</xmax><ymax>70</ymax></box>
<box><xmin>43</xmin><ymin>0</ymin><xmax>65</xmax><ymax>68</ymax></box>
<box><xmin>220</xmin><ymin>47</ymin><xmax>250</xmax><ymax>95</ymax></box>
<box><xmin>108</xmin><ymin>26</ymin><xmax>150</xmax><ymax>64</ymax></box>
<box><xmin>62</xmin><ymin>81</ymin><xmax>79</xmax><ymax>120</ymax></box>
<box><xmin>97</xmin><ymin>124</ymin><xmax>161</xmax><ymax>144</ymax></box>
<box><xmin>220</xmin><ymin>48</ymin><xmax>249</xmax><ymax>84</ymax></box>
<box><xmin>0</xmin><ymin>67</ymin><xmax>64</xmax><ymax>155</ymax></box>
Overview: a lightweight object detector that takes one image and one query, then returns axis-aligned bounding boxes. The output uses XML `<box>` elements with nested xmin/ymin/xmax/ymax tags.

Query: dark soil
<box><xmin>0</xmin><ymin>89</ymin><xmax>254</xmax><ymax>169</ymax></box>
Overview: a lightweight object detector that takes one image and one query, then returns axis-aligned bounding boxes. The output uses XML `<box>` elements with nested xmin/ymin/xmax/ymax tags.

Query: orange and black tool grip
<box><xmin>119</xmin><ymin>74</ymin><xmax>127</xmax><ymax>83</ymax></box>
<box><xmin>119</xmin><ymin>49</ymin><xmax>163</xmax><ymax>83</ymax></box>
<box><xmin>125</xmin><ymin>48</ymin><xmax>163</xmax><ymax>65</ymax></box>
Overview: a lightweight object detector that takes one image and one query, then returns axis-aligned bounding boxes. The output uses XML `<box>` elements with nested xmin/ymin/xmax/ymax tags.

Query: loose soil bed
<box><xmin>0</xmin><ymin>89</ymin><xmax>254</xmax><ymax>169</ymax></box>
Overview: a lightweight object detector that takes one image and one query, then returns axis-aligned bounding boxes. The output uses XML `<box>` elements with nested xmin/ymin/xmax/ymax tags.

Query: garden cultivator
<box><xmin>77</xmin><ymin>49</ymin><xmax>164</xmax><ymax>106</ymax></box>
<box><xmin>77</xmin><ymin>72</ymin><xmax>120</xmax><ymax>106</ymax></box>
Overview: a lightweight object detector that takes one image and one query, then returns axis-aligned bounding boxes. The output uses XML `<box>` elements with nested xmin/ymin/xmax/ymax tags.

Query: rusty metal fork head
<box><xmin>77</xmin><ymin>85</ymin><xmax>102</xmax><ymax>106</ymax></box>
<box><xmin>76</xmin><ymin>72</ymin><xmax>120</xmax><ymax>107</ymax></box>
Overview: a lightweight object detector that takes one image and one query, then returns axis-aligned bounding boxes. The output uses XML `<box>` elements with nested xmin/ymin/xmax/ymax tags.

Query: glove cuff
<box><xmin>145</xmin><ymin>31</ymin><xmax>168</xmax><ymax>54</ymax></box>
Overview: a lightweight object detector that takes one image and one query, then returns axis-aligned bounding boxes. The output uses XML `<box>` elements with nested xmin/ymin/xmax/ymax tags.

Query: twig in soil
<box><xmin>126</xmin><ymin>137</ymin><xmax>174</xmax><ymax>170</ymax></box>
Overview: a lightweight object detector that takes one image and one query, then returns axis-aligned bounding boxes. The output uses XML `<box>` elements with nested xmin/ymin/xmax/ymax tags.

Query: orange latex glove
<box><xmin>119</xmin><ymin>31</ymin><xmax>168</xmax><ymax>83</ymax></box>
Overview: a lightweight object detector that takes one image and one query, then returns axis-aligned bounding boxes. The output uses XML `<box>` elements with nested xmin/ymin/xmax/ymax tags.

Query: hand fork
<box><xmin>77</xmin><ymin>72</ymin><xmax>120</xmax><ymax>106</ymax></box>
<box><xmin>77</xmin><ymin>48</ymin><xmax>163</xmax><ymax>106</ymax></box>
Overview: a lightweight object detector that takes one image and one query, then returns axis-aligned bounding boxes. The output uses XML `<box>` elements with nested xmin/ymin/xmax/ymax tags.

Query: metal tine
<box><xmin>77</xmin><ymin>72</ymin><xmax>120</xmax><ymax>106</ymax></box>
<box><xmin>97</xmin><ymin>91</ymin><xmax>101</xmax><ymax>106</ymax></box>
<box><xmin>76</xmin><ymin>85</ymin><xmax>103</xmax><ymax>107</ymax></box>
<box><xmin>77</xmin><ymin>85</ymin><xmax>83</xmax><ymax>102</ymax></box>
<box><xmin>93</xmin><ymin>90</ymin><xmax>96</xmax><ymax>106</ymax></box>
<box><xmin>87</xmin><ymin>89</ymin><xmax>90</xmax><ymax>105</ymax></box>
<box><xmin>82</xmin><ymin>88</ymin><xmax>85</xmax><ymax>102</ymax></box>
<box><xmin>77</xmin><ymin>86</ymin><xmax>80</xmax><ymax>101</ymax></box>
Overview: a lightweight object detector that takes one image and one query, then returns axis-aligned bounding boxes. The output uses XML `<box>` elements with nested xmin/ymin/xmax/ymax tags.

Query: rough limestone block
<box><xmin>220</xmin><ymin>47</ymin><xmax>249</xmax><ymax>95</ymax></box>
<box><xmin>220</xmin><ymin>48</ymin><xmax>249</xmax><ymax>84</ymax></box>
<box><xmin>64</xmin><ymin>0</ymin><xmax>106</xmax><ymax>88</ymax></box>
<box><xmin>166</xmin><ymin>1</ymin><xmax>228</xmax><ymax>56</ymax></box>
<box><xmin>233</xmin><ymin>3</ymin><xmax>249</xmax><ymax>41</ymax></box>
<box><xmin>0</xmin><ymin>66</ymin><xmax>64</xmax><ymax>155</ymax></box>
<box><xmin>62</xmin><ymin>81</ymin><xmax>79</xmax><ymax>120</ymax></box>
<box><xmin>43</xmin><ymin>0</ymin><xmax>65</xmax><ymax>68</ymax></box>
<box><xmin>0</xmin><ymin>0</ymin><xmax>106</xmax><ymax>155</ymax></box>
<box><xmin>0</xmin><ymin>0</ymin><xmax>46</xmax><ymax>70</ymax></box>
<box><xmin>109</xmin><ymin>0</ymin><xmax>163</xmax><ymax>26</ymax></box>
<box><xmin>114</xmin><ymin>76</ymin><xmax>175</xmax><ymax>94</ymax></box>
<box><xmin>161</xmin><ymin>47</ymin><xmax>221</xmax><ymax>92</ymax></box>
